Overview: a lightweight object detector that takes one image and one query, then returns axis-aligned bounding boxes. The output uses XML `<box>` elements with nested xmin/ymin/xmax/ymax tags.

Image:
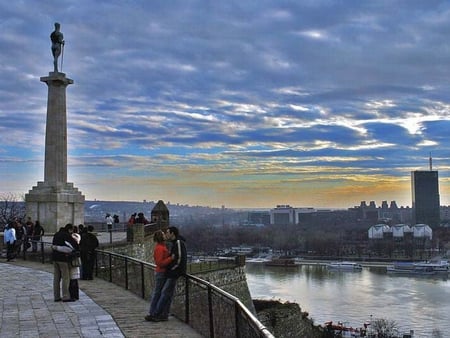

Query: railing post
<box><xmin>41</xmin><ymin>241</ymin><xmax>45</xmax><ymax>264</ymax></box>
<box><xmin>235</xmin><ymin>302</ymin><xmax>241</xmax><ymax>338</ymax></box>
<box><xmin>125</xmin><ymin>257</ymin><xmax>129</xmax><ymax>290</ymax></box>
<box><xmin>141</xmin><ymin>262</ymin><xmax>145</xmax><ymax>299</ymax></box>
<box><xmin>109</xmin><ymin>253</ymin><xmax>112</xmax><ymax>282</ymax></box>
<box><xmin>208</xmin><ymin>286</ymin><xmax>214</xmax><ymax>338</ymax></box>
<box><xmin>94</xmin><ymin>251</ymin><xmax>98</xmax><ymax>277</ymax></box>
<box><xmin>185</xmin><ymin>277</ymin><xmax>190</xmax><ymax>324</ymax></box>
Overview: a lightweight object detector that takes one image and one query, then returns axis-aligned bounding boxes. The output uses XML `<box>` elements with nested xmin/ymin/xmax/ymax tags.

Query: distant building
<box><xmin>368</xmin><ymin>223</ymin><xmax>391</xmax><ymax>239</ymax></box>
<box><xmin>440</xmin><ymin>205</ymin><xmax>450</xmax><ymax>223</ymax></box>
<box><xmin>269</xmin><ymin>205</ymin><xmax>316</xmax><ymax>225</ymax></box>
<box><xmin>353</xmin><ymin>201</ymin><xmax>411</xmax><ymax>224</ymax></box>
<box><xmin>411</xmin><ymin>170</ymin><xmax>440</xmax><ymax>228</ymax></box>
<box><xmin>247</xmin><ymin>210</ymin><xmax>271</xmax><ymax>226</ymax></box>
<box><xmin>270</xmin><ymin>205</ymin><xmax>296</xmax><ymax>225</ymax></box>
<box><xmin>368</xmin><ymin>223</ymin><xmax>432</xmax><ymax>240</ymax></box>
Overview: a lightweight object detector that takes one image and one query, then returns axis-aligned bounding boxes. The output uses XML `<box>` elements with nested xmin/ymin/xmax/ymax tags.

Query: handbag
<box><xmin>70</xmin><ymin>251</ymin><xmax>82</xmax><ymax>267</ymax></box>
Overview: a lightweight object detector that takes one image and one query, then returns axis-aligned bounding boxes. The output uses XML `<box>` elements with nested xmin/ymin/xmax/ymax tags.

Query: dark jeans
<box><xmin>69</xmin><ymin>279</ymin><xmax>79</xmax><ymax>300</ymax></box>
<box><xmin>149</xmin><ymin>272</ymin><xmax>167</xmax><ymax>316</ymax></box>
<box><xmin>81</xmin><ymin>251</ymin><xmax>95</xmax><ymax>279</ymax></box>
<box><xmin>6</xmin><ymin>242</ymin><xmax>16</xmax><ymax>260</ymax></box>
<box><xmin>15</xmin><ymin>240</ymin><xmax>23</xmax><ymax>254</ymax></box>
<box><xmin>31</xmin><ymin>236</ymin><xmax>41</xmax><ymax>252</ymax></box>
<box><xmin>154</xmin><ymin>277</ymin><xmax>178</xmax><ymax>319</ymax></box>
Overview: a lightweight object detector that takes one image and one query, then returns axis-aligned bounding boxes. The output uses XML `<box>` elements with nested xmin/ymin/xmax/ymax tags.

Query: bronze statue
<box><xmin>50</xmin><ymin>22</ymin><xmax>65</xmax><ymax>73</ymax></box>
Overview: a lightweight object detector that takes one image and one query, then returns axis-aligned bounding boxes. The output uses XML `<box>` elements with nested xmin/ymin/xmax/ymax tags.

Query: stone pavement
<box><xmin>0</xmin><ymin>259</ymin><xmax>204</xmax><ymax>338</ymax></box>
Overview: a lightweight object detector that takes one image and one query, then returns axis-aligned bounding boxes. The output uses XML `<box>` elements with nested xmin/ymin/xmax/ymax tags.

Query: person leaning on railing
<box><xmin>145</xmin><ymin>230</ymin><xmax>174</xmax><ymax>322</ymax></box>
<box><xmin>149</xmin><ymin>226</ymin><xmax>187</xmax><ymax>322</ymax></box>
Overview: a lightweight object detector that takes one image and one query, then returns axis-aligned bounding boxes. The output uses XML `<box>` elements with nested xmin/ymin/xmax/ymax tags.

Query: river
<box><xmin>245</xmin><ymin>262</ymin><xmax>450</xmax><ymax>337</ymax></box>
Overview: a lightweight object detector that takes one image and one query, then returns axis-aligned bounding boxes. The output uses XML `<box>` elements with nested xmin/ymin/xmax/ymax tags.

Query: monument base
<box><xmin>25</xmin><ymin>181</ymin><xmax>85</xmax><ymax>234</ymax></box>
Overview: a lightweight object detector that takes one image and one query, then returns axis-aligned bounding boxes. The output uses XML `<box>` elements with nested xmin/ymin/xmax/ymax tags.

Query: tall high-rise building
<box><xmin>411</xmin><ymin>170</ymin><xmax>440</xmax><ymax>227</ymax></box>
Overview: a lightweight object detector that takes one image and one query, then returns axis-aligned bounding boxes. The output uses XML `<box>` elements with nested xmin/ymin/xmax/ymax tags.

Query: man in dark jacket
<box><xmin>79</xmin><ymin>225</ymin><xmax>99</xmax><ymax>280</ymax></box>
<box><xmin>52</xmin><ymin>223</ymin><xmax>75</xmax><ymax>302</ymax></box>
<box><xmin>151</xmin><ymin>226</ymin><xmax>187</xmax><ymax>321</ymax></box>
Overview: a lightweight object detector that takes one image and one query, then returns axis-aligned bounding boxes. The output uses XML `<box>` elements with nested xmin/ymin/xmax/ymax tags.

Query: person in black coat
<box><xmin>52</xmin><ymin>224</ymin><xmax>76</xmax><ymax>302</ymax></box>
<box><xmin>79</xmin><ymin>225</ymin><xmax>99</xmax><ymax>280</ymax></box>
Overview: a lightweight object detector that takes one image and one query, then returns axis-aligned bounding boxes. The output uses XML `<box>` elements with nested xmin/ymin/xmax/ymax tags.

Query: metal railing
<box><xmin>95</xmin><ymin>249</ymin><xmax>274</xmax><ymax>338</ymax></box>
<box><xmin>18</xmin><ymin>241</ymin><xmax>274</xmax><ymax>338</ymax></box>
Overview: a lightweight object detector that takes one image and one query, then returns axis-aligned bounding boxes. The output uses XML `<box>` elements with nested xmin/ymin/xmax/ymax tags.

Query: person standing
<box><xmin>69</xmin><ymin>225</ymin><xmax>81</xmax><ymax>299</ymax></box>
<box><xmin>105</xmin><ymin>213</ymin><xmax>113</xmax><ymax>230</ymax></box>
<box><xmin>52</xmin><ymin>225</ymin><xmax>80</xmax><ymax>301</ymax></box>
<box><xmin>127</xmin><ymin>213</ymin><xmax>136</xmax><ymax>242</ymax></box>
<box><xmin>14</xmin><ymin>221</ymin><xmax>26</xmax><ymax>256</ymax></box>
<box><xmin>4</xmin><ymin>222</ymin><xmax>17</xmax><ymax>261</ymax></box>
<box><xmin>31</xmin><ymin>220</ymin><xmax>45</xmax><ymax>252</ymax></box>
<box><xmin>145</xmin><ymin>230</ymin><xmax>173</xmax><ymax>321</ymax></box>
<box><xmin>52</xmin><ymin>224</ymin><xmax>75</xmax><ymax>302</ymax></box>
<box><xmin>24</xmin><ymin>217</ymin><xmax>34</xmax><ymax>253</ymax></box>
<box><xmin>151</xmin><ymin>226</ymin><xmax>187</xmax><ymax>321</ymax></box>
<box><xmin>128</xmin><ymin>213</ymin><xmax>136</xmax><ymax>226</ymax></box>
<box><xmin>135</xmin><ymin>212</ymin><xmax>148</xmax><ymax>225</ymax></box>
<box><xmin>79</xmin><ymin>225</ymin><xmax>99</xmax><ymax>280</ymax></box>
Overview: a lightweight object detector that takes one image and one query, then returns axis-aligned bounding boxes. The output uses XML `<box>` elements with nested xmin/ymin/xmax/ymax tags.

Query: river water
<box><xmin>245</xmin><ymin>263</ymin><xmax>450</xmax><ymax>337</ymax></box>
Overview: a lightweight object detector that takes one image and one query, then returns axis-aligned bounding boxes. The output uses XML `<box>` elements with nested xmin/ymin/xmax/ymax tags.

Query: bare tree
<box><xmin>371</xmin><ymin>318</ymin><xmax>399</xmax><ymax>338</ymax></box>
<box><xmin>0</xmin><ymin>193</ymin><xmax>26</xmax><ymax>228</ymax></box>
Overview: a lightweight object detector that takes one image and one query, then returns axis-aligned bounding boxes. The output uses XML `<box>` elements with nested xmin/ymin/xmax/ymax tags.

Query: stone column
<box><xmin>25</xmin><ymin>72</ymin><xmax>84</xmax><ymax>233</ymax></box>
<box><xmin>42</xmin><ymin>72</ymin><xmax>72</xmax><ymax>184</ymax></box>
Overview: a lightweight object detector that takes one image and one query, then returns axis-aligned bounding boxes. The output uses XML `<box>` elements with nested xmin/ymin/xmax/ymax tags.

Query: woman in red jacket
<box><xmin>145</xmin><ymin>230</ymin><xmax>173</xmax><ymax>321</ymax></box>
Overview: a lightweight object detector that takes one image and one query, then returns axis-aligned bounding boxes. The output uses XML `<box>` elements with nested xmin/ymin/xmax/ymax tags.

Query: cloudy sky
<box><xmin>1</xmin><ymin>0</ymin><xmax>450</xmax><ymax>209</ymax></box>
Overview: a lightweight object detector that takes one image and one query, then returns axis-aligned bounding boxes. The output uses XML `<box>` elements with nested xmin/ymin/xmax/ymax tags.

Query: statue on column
<box><xmin>50</xmin><ymin>22</ymin><xmax>65</xmax><ymax>73</ymax></box>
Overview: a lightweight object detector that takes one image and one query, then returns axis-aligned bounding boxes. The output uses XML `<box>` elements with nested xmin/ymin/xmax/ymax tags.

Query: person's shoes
<box><xmin>152</xmin><ymin>317</ymin><xmax>168</xmax><ymax>322</ymax></box>
<box><xmin>144</xmin><ymin>315</ymin><xmax>154</xmax><ymax>321</ymax></box>
<box><xmin>63</xmin><ymin>299</ymin><xmax>76</xmax><ymax>302</ymax></box>
<box><xmin>54</xmin><ymin>299</ymin><xmax>62</xmax><ymax>302</ymax></box>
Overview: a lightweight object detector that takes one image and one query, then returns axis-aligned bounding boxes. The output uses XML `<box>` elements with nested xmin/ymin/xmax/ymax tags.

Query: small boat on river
<box><xmin>387</xmin><ymin>259</ymin><xmax>449</xmax><ymax>275</ymax></box>
<box><xmin>264</xmin><ymin>257</ymin><xmax>297</xmax><ymax>267</ymax></box>
<box><xmin>327</xmin><ymin>261</ymin><xmax>363</xmax><ymax>271</ymax></box>
<box><xmin>323</xmin><ymin>321</ymin><xmax>366</xmax><ymax>337</ymax></box>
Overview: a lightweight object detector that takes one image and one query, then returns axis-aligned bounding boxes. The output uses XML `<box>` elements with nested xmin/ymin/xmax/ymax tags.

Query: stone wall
<box><xmin>254</xmin><ymin>299</ymin><xmax>324</xmax><ymax>338</ymax></box>
<box><xmin>166</xmin><ymin>266</ymin><xmax>258</xmax><ymax>338</ymax></box>
<box><xmin>194</xmin><ymin>266</ymin><xmax>255</xmax><ymax>314</ymax></box>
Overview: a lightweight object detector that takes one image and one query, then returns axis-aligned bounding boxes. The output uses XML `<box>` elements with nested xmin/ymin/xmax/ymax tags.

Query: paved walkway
<box><xmin>0</xmin><ymin>258</ymin><xmax>204</xmax><ymax>338</ymax></box>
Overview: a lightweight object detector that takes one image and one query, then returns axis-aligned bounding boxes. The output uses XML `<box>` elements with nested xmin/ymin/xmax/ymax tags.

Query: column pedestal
<box><xmin>25</xmin><ymin>181</ymin><xmax>84</xmax><ymax>233</ymax></box>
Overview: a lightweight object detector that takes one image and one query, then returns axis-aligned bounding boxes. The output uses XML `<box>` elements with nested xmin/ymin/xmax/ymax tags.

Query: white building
<box><xmin>391</xmin><ymin>224</ymin><xmax>412</xmax><ymax>238</ymax></box>
<box><xmin>368</xmin><ymin>224</ymin><xmax>391</xmax><ymax>239</ymax></box>
<box><xmin>368</xmin><ymin>223</ymin><xmax>432</xmax><ymax>240</ymax></box>
<box><xmin>412</xmin><ymin>224</ymin><xmax>433</xmax><ymax>240</ymax></box>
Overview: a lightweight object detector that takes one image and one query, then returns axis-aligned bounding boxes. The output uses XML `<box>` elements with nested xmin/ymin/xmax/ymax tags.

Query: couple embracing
<box><xmin>145</xmin><ymin>226</ymin><xmax>187</xmax><ymax>322</ymax></box>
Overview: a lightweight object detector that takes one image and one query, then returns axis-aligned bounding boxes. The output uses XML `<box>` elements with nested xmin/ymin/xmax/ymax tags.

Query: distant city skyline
<box><xmin>1</xmin><ymin>1</ymin><xmax>450</xmax><ymax>208</ymax></box>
